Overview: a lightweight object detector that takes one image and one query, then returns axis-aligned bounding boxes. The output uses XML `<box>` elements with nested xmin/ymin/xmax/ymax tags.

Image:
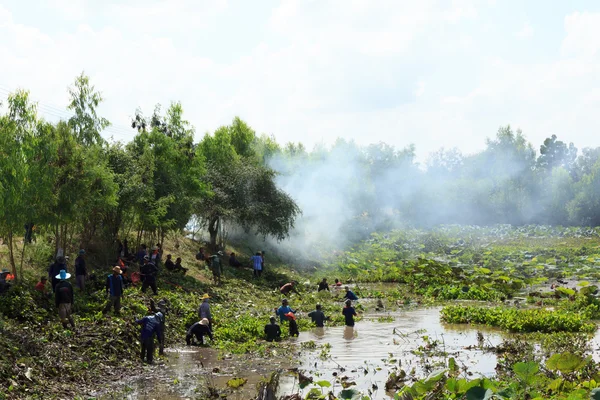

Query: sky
<box><xmin>1</xmin><ymin>0</ymin><xmax>599</xmax><ymax>161</ymax></box>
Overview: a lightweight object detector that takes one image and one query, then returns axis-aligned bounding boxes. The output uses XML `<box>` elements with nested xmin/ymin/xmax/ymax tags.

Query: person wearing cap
<box><xmin>276</xmin><ymin>299</ymin><xmax>296</xmax><ymax>323</ymax></box>
<box><xmin>135</xmin><ymin>308</ymin><xmax>164</xmax><ymax>364</ymax></box>
<box><xmin>104</xmin><ymin>266</ymin><xmax>125</xmax><ymax>314</ymax></box>
<box><xmin>308</xmin><ymin>304</ymin><xmax>328</xmax><ymax>327</ymax></box>
<box><xmin>140</xmin><ymin>255</ymin><xmax>159</xmax><ymax>295</ymax></box>
<box><xmin>186</xmin><ymin>318</ymin><xmax>213</xmax><ymax>345</ymax></box>
<box><xmin>285</xmin><ymin>312</ymin><xmax>299</xmax><ymax>337</ymax></box>
<box><xmin>280</xmin><ymin>281</ymin><xmax>299</xmax><ymax>296</ymax></box>
<box><xmin>75</xmin><ymin>249</ymin><xmax>87</xmax><ymax>292</ymax></box>
<box><xmin>49</xmin><ymin>256</ymin><xmax>67</xmax><ymax>292</ymax></box>
<box><xmin>251</xmin><ymin>252</ymin><xmax>263</xmax><ymax>278</ymax></box>
<box><xmin>264</xmin><ymin>316</ymin><xmax>281</xmax><ymax>342</ymax></box>
<box><xmin>208</xmin><ymin>251</ymin><xmax>223</xmax><ymax>285</ymax></box>
<box><xmin>55</xmin><ymin>270</ymin><xmax>75</xmax><ymax>329</ymax></box>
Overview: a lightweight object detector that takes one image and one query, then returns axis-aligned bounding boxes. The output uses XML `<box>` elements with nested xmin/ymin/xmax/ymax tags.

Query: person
<box><xmin>164</xmin><ymin>254</ymin><xmax>176</xmax><ymax>271</ymax></box>
<box><xmin>104</xmin><ymin>266</ymin><xmax>125</xmax><ymax>314</ymax></box>
<box><xmin>35</xmin><ymin>276</ymin><xmax>48</xmax><ymax>293</ymax></box>
<box><xmin>280</xmin><ymin>281</ymin><xmax>299</xmax><ymax>296</ymax></box>
<box><xmin>54</xmin><ymin>270</ymin><xmax>75</xmax><ymax>329</ymax></box>
<box><xmin>285</xmin><ymin>312</ymin><xmax>299</xmax><ymax>337</ymax></box>
<box><xmin>318</xmin><ymin>278</ymin><xmax>329</xmax><ymax>292</ymax></box>
<box><xmin>342</xmin><ymin>299</ymin><xmax>357</xmax><ymax>327</ymax></box>
<box><xmin>229</xmin><ymin>252</ymin><xmax>242</xmax><ymax>267</ymax></box>
<box><xmin>174</xmin><ymin>257</ymin><xmax>188</xmax><ymax>274</ymax></box>
<box><xmin>49</xmin><ymin>256</ymin><xmax>67</xmax><ymax>292</ymax></box>
<box><xmin>136</xmin><ymin>244</ymin><xmax>148</xmax><ymax>265</ymax></box>
<box><xmin>75</xmin><ymin>249</ymin><xmax>87</xmax><ymax>291</ymax></box>
<box><xmin>198</xmin><ymin>293</ymin><xmax>212</xmax><ymax>328</ymax></box>
<box><xmin>151</xmin><ymin>244</ymin><xmax>162</xmax><ymax>268</ymax></box>
<box><xmin>308</xmin><ymin>304</ymin><xmax>327</xmax><ymax>327</ymax></box>
<box><xmin>24</xmin><ymin>222</ymin><xmax>34</xmax><ymax>243</ymax></box>
<box><xmin>334</xmin><ymin>279</ymin><xmax>343</xmax><ymax>287</ymax></box>
<box><xmin>344</xmin><ymin>286</ymin><xmax>359</xmax><ymax>301</ymax></box>
<box><xmin>116</xmin><ymin>239</ymin><xmax>124</xmax><ymax>258</ymax></box>
<box><xmin>251</xmin><ymin>252</ymin><xmax>263</xmax><ymax>278</ymax></box>
<box><xmin>186</xmin><ymin>318</ymin><xmax>213</xmax><ymax>345</ymax></box>
<box><xmin>209</xmin><ymin>251</ymin><xmax>223</xmax><ymax>285</ymax></box>
<box><xmin>264</xmin><ymin>316</ymin><xmax>281</xmax><ymax>342</ymax></box>
<box><xmin>140</xmin><ymin>255</ymin><xmax>158</xmax><ymax>295</ymax></box>
<box><xmin>135</xmin><ymin>309</ymin><xmax>164</xmax><ymax>364</ymax></box>
<box><xmin>195</xmin><ymin>247</ymin><xmax>205</xmax><ymax>261</ymax></box>
<box><xmin>0</xmin><ymin>269</ymin><xmax>11</xmax><ymax>294</ymax></box>
<box><xmin>276</xmin><ymin>299</ymin><xmax>296</xmax><ymax>322</ymax></box>
<box><xmin>150</xmin><ymin>298</ymin><xmax>168</xmax><ymax>355</ymax></box>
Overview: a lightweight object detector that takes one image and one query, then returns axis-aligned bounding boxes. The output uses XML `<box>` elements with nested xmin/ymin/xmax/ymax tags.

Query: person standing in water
<box><xmin>342</xmin><ymin>299</ymin><xmax>357</xmax><ymax>327</ymax></box>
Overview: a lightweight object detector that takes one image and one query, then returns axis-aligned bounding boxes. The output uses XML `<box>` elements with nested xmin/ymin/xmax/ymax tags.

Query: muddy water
<box><xmin>279</xmin><ymin>307</ymin><xmax>503</xmax><ymax>399</ymax></box>
<box><xmin>111</xmin><ymin>307</ymin><xmax>503</xmax><ymax>399</ymax></box>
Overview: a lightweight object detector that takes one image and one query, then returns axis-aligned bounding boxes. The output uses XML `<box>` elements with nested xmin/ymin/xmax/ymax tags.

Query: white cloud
<box><xmin>0</xmin><ymin>1</ymin><xmax>599</xmax><ymax>160</ymax></box>
<box><xmin>515</xmin><ymin>22</ymin><xmax>533</xmax><ymax>38</ymax></box>
<box><xmin>562</xmin><ymin>11</ymin><xmax>600</xmax><ymax>58</ymax></box>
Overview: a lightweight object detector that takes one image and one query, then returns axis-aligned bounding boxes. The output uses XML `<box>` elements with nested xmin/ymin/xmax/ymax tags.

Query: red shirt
<box><xmin>35</xmin><ymin>281</ymin><xmax>46</xmax><ymax>292</ymax></box>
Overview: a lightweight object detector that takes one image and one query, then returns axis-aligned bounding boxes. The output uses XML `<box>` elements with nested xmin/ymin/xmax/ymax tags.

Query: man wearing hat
<box><xmin>198</xmin><ymin>293</ymin><xmax>212</xmax><ymax>329</ymax></box>
<box><xmin>75</xmin><ymin>249</ymin><xmax>87</xmax><ymax>292</ymax></box>
<box><xmin>104</xmin><ymin>266</ymin><xmax>125</xmax><ymax>314</ymax></box>
<box><xmin>54</xmin><ymin>270</ymin><xmax>75</xmax><ymax>329</ymax></box>
<box><xmin>186</xmin><ymin>318</ymin><xmax>213</xmax><ymax>345</ymax></box>
<box><xmin>140</xmin><ymin>255</ymin><xmax>159</xmax><ymax>295</ymax></box>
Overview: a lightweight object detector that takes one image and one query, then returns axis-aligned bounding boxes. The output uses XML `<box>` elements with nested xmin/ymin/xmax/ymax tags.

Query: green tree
<box><xmin>537</xmin><ymin>134</ymin><xmax>577</xmax><ymax>172</ymax></box>
<box><xmin>67</xmin><ymin>72</ymin><xmax>110</xmax><ymax>146</ymax></box>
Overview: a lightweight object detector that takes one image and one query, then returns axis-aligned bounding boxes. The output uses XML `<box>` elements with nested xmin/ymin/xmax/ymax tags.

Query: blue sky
<box><xmin>1</xmin><ymin>0</ymin><xmax>599</xmax><ymax>161</ymax></box>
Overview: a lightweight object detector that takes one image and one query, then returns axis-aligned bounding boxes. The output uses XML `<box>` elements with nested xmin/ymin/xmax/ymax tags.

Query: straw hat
<box><xmin>201</xmin><ymin>293</ymin><xmax>210</xmax><ymax>300</ymax></box>
<box><xmin>112</xmin><ymin>266</ymin><xmax>122</xmax><ymax>274</ymax></box>
<box><xmin>199</xmin><ymin>318</ymin><xmax>210</xmax><ymax>326</ymax></box>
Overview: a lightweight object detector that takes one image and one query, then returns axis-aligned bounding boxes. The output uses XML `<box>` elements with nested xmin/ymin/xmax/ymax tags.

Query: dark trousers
<box><xmin>141</xmin><ymin>280</ymin><xmax>158</xmax><ymax>295</ymax></box>
<box><xmin>253</xmin><ymin>269</ymin><xmax>262</xmax><ymax>278</ymax></box>
<box><xmin>141</xmin><ymin>337</ymin><xmax>155</xmax><ymax>363</ymax></box>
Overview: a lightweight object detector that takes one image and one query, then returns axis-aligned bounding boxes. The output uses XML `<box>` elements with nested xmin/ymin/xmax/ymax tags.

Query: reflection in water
<box><xmin>343</xmin><ymin>326</ymin><xmax>355</xmax><ymax>340</ymax></box>
<box><xmin>312</xmin><ymin>327</ymin><xmax>325</xmax><ymax>338</ymax></box>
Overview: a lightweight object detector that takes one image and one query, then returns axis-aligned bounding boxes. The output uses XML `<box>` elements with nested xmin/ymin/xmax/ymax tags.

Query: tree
<box><xmin>537</xmin><ymin>135</ymin><xmax>577</xmax><ymax>172</ymax></box>
<box><xmin>67</xmin><ymin>72</ymin><xmax>110</xmax><ymax>146</ymax></box>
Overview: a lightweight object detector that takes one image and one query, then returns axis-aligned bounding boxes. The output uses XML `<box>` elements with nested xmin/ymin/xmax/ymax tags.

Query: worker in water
<box><xmin>308</xmin><ymin>304</ymin><xmax>328</xmax><ymax>327</ymax></box>
<box><xmin>186</xmin><ymin>318</ymin><xmax>213</xmax><ymax>345</ymax></box>
<box><xmin>264</xmin><ymin>316</ymin><xmax>281</xmax><ymax>342</ymax></box>
<box><xmin>343</xmin><ymin>286</ymin><xmax>359</xmax><ymax>301</ymax></box>
<box><xmin>135</xmin><ymin>308</ymin><xmax>164</xmax><ymax>364</ymax></box>
<box><xmin>342</xmin><ymin>299</ymin><xmax>357</xmax><ymax>327</ymax></box>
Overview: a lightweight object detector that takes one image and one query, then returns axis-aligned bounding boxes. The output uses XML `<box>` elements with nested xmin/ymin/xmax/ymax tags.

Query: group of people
<box><xmin>264</xmin><ymin>296</ymin><xmax>359</xmax><ymax>342</ymax></box>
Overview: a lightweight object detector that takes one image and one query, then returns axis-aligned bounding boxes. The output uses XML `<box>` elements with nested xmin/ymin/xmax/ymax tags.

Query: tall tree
<box><xmin>67</xmin><ymin>72</ymin><xmax>110</xmax><ymax>146</ymax></box>
<box><xmin>537</xmin><ymin>134</ymin><xmax>577</xmax><ymax>172</ymax></box>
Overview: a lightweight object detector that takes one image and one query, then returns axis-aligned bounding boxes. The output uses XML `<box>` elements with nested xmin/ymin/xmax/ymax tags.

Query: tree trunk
<box><xmin>208</xmin><ymin>216</ymin><xmax>219</xmax><ymax>250</ymax></box>
<box><xmin>7</xmin><ymin>230</ymin><xmax>17</xmax><ymax>282</ymax></box>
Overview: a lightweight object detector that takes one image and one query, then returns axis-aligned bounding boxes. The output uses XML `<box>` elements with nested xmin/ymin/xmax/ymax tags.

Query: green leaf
<box><xmin>465</xmin><ymin>386</ymin><xmax>493</xmax><ymax>400</ymax></box>
<box><xmin>315</xmin><ymin>380</ymin><xmax>331</xmax><ymax>388</ymax></box>
<box><xmin>546</xmin><ymin>353</ymin><xmax>586</xmax><ymax>374</ymax></box>
<box><xmin>513</xmin><ymin>362</ymin><xmax>539</xmax><ymax>385</ymax></box>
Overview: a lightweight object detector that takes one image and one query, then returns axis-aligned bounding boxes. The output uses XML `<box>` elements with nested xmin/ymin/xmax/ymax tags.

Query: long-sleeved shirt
<box><xmin>187</xmin><ymin>322</ymin><xmax>213</xmax><ymax>340</ymax></box>
<box><xmin>75</xmin><ymin>256</ymin><xmax>86</xmax><ymax>276</ymax></box>
<box><xmin>199</xmin><ymin>301</ymin><xmax>211</xmax><ymax>320</ymax></box>
<box><xmin>209</xmin><ymin>256</ymin><xmax>222</xmax><ymax>273</ymax></box>
<box><xmin>136</xmin><ymin>313</ymin><xmax>163</xmax><ymax>341</ymax></box>
<box><xmin>308</xmin><ymin>310</ymin><xmax>326</xmax><ymax>327</ymax></box>
<box><xmin>106</xmin><ymin>274</ymin><xmax>124</xmax><ymax>297</ymax></box>
<box><xmin>55</xmin><ymin>280</ymin><xmax>74</xmax><ymax>307</ymax></box>
<box><xmin>344</xmin><ymin>290</ymin><xmax>359</xmax><ymax>301</ymax></box>
<box><xmin>276</xmin><ymin>305</ymin><xmax>296</xmax><ymax>322</ymax></box>
<box><xmin>49</xmin><ymin>262</ymin><xmax>66</xmax><ymax>280</ymax></box>
<box><xmin>318</xmin><ymin>282</ymin><xmax>329</xmax><ymax>292</ymax></box>
<box><xmin>251</xmin><ymin>255</ymin><xmax>262</xmax><ymax>271</ymax></box>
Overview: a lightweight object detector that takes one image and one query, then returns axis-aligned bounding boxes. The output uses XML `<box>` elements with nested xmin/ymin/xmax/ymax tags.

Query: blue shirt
<box><xmin>344</xmin><ymin>290</ymin><xmax>359</xmax><ymax>301</ymax></box>
<box><xmin>251</xmin><ymin>255</ymin><xmax>263</xmax><ymax>271</ymax></box>
<box><xmin>136</xmin><ymin>314</ymin><xmax>163</xmax><ymax>341</ymax></box>
<box><xmin>106</xmin><ymin>274</ymin><xmax>124</xmax><ymax>297</ymax></box>
<box><xmin>276</xmin><ymin>305</ymin><xmax>295</xmax><ymax>322</ymax></box>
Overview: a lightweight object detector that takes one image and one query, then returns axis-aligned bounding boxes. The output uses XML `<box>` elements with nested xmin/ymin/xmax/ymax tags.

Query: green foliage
<box><xmin>440</xmin><ymin>305</ymin><xmax>596</xmax><ymax>333</ymax></box>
